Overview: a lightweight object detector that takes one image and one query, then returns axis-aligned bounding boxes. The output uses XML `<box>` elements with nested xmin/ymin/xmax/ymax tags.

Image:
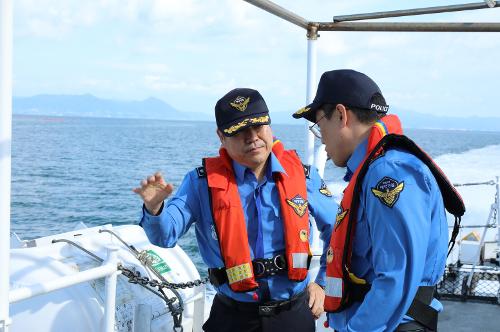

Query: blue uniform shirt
<box><xmin>328</xmin><ymin>138</ymin><xmax>448</xmax><ymax>332</ymax></box>
<box><xmin>140</xmin><ymin>151</ymin><xmax>335</xmax><ymax>302</ymax></box>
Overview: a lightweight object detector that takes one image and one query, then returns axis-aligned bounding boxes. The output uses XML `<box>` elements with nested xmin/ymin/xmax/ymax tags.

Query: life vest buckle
<box><xmin>253</xmin><ymin>254</ymin><xmax>287</xmax><ymax>278</ymax></box>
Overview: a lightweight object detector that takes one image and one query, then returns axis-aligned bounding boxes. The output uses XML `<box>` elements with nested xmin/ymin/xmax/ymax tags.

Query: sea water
<box><xmin>11</xmin><ymin>115</ymin><xmax>500</xmax><ymax>272</ymax></box>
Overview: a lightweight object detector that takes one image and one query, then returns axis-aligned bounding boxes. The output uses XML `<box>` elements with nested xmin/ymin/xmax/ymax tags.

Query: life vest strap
<box><xmin>406</xmin><ymin>286</ymin><xmax>438</xmax><ymax>331</ymax></box>
<box><xmin>349</xmin><ymin>283</ymin><xmax>437</xmax><ymax>331</ymax></box>
<box><xmin>208</xmin><ymin>253</ymin><xmax>296</xmax><ymax>287</ymax></box>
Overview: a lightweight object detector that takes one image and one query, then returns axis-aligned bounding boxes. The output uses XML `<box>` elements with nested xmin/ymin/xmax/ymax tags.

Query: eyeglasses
<box><xmin>308</xmin><ymin>114</ymin><xmax>326</xmax><ymax>139</ymax></box>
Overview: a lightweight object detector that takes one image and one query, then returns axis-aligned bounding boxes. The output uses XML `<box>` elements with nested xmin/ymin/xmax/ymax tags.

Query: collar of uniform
<box><xmin>231</xmin><ymin>151</ymin><xmax>287</xmax><ymax>183</ymax></box>
<box><xmin>345</xmin><ymin>138</ymin><xmax>368</xmax><ymax>182</ymax></box>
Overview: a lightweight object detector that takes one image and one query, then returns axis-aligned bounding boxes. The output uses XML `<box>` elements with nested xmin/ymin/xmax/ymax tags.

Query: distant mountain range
<box><xmin>13</xmin><ymin>94</ymin><xmax>500</xmax><ymax>131</ymax></box>
<box><xmin>13</xmin><ymin>94</ymin><xmax>212</xmax><ymax>121</ymax></box>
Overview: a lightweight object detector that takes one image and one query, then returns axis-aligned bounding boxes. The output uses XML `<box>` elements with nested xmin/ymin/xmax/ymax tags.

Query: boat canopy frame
<box><xmin>244</xmin><ymin>0</ymin><xmax>500</xmax><ymax>32</ymax></box>
<box><xmin>243</xmin><ymin>0</ymin><xmax>500</xmax><ymax>171</ymax></box>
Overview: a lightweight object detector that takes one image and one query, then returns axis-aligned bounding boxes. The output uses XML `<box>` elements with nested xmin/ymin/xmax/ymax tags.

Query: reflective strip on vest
<box><xmin>292</xmin><ymin>253</ymin><xmax>309</xmax><ymax>268</ymax></box>
<box><xmin>325</xmin><ymin>277</ymin><xmax>343</xmax><ymax>298</ymax></box>
<box><xmin>226</xmin><ymin>263</ymin><xmax>253</xmax><ymax>284</ymax></box>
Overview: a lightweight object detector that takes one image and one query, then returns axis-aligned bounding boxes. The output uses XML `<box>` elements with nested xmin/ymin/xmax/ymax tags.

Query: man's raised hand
<box><xmin>133</xmin><ymin>172</ymin><xmax>174</xmax><ymax>215</ymax></box>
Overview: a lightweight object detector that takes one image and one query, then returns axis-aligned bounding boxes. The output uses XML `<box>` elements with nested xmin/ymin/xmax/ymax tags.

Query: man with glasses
<box><xmin>293</xmin><ymin>70</ymin><xmax>464</xmax><ymax>332</ymax></box>
<box><xmin>134</xmin><ymin>88</ymin><xmax>336</xmax><ymax>332</ymax></box>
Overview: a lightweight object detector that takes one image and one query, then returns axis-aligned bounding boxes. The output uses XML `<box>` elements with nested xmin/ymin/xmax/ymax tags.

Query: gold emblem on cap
<box><xmin>326</xmin><ymin>247</ymin><xmax>334</xmax><ymax>264</ymax></box>
<box><xmin>294</xmin><ymin>107</ymin><xmax>310</xmax><ymax>116</ymax></box>
<box><xmin>299</xmin><ymin>229</ymin><xmax>308</xmax><ymax>242</ymax></box>
<box><xmin>230</xmin><ymin>96</ymin><xmax>250</xmax><ymax>112</ymax></box>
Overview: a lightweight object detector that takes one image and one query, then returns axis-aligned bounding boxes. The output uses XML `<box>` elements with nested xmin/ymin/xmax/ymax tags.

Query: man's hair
<box><xmin>322</xmin><ymin>102</ymin><xmax>385</xmax><ymax>124</ymax></box>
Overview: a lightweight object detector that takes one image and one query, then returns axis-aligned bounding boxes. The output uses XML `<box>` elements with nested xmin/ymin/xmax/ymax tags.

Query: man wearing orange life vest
<box><xmin>134</xmin><ymin>88</ymin><xmax>336</xmax><ymax>332</ymax></box>
<box><xmin>293</xmin><ymin>70</ymin><xmax>464</xmax><ymax>332</ymax></box>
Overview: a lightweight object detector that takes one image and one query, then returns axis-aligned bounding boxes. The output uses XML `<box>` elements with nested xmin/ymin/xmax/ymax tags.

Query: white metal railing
<box><xmin>7</xmin><ymin>246</ymin><xmax>120</xmax><ymax>332</ymax></box>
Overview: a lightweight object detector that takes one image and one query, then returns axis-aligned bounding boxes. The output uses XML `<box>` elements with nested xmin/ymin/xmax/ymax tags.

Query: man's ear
<box><xmin>336</xmin><ymin>104</ymin><xmax>348</xmax><ymax>127</ymax></box>
<box><xmin>216</xmin><ymin>129</ymin><xmax>225</xmax><ymax>145</ymax></box>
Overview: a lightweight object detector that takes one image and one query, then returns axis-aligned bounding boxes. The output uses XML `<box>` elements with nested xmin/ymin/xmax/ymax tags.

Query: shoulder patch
<box><xmin>371</xmin><ymin>176</ymin><xmax>404</xmax><ymax>208</ymax></box>
<box><xmin>319</xmin><ymin>180</ymin><xmax>332</xmax><ymax>197</ymax></box>
<box><xmin>302</xmin><ymin>164</ymin><xmax>311</xmax><ymax>179</ymax></box>
<box><xmin>196</xmin><ymin>166</ymin><xmax>206</xmax><ymax>178</ymax></box>
<box><xmin>335</xmin><ymin>205</ymin><xmax>349</xmax><ymax>229</ymax></box>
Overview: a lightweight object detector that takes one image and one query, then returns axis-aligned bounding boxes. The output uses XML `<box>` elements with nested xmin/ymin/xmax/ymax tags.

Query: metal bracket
<box><xmin>307</xmin><ymin>24</ymin><xmax>319</xmax><ymax>40</ymax></box>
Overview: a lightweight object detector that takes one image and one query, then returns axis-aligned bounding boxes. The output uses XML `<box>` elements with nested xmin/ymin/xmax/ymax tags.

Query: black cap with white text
<box><xmin>293</xmin><ymin>69</ymin><xmax>389</xmax><ymax>122</ymax></box>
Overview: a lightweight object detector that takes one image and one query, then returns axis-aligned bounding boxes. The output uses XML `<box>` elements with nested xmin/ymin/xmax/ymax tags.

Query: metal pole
<box><xmin>313</xmin><ymin>144</ymin><xmax>328</xmax><ymax>179</ymax></box>
<box><xmin>318</xmin><ymin>22</ymin><xmax>500</xmax><ymax>32</ymax></box>
<box><xmin>102</xmin><ymin>246</ymin><xmax>119</xmax><ymax>332</ymax></box>
<box><xmin>243</xmin><ymin>0</ymin><xmax>309</xmax><ymax>29</ymax></box>
<box><xmin>8</xmin><ymin>263</ymin><xmax>119</xmax><ymax>303</ymax></box>
<box><xmin>465</xmin><ymin>203</ymin><xmax>493</xmax><ymax>291</ymax></box>
<box><xmin>333</xmin><ymin>1</ymin><xmax>500</xmax><ymax>22</ymax></box>
<box><xmin>191</xmin><ymin>289</ymin><xmax>206</xmax><ymax>332</ymax></box>
<box><xmin>0</xmin><ymin>0</ymin><xmax>13</xmax><ymax>331</ymax></box>
<box><xmin>305</xmin><ymin>26</ymin><xmax>318</xmax><ymax>166</ymax></box>
<box><xmin>496</xmin><ymin>176</ymin><xmax>499</xmax><ymax>251</ymax></box>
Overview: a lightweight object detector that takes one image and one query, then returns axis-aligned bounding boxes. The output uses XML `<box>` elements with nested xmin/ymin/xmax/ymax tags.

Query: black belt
<box><xmin>208</xmin><ymin>254</ymin><xmax>287</xmax><ymax>287</ymax></box>
<box><xmin>215</xmin><ymin>290</ymin><xmax>307</xmax><ymax>316</ymax></box>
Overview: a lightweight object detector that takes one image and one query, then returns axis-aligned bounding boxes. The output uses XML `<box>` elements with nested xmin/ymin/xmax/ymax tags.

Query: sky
<box><xmin>12</xmin><ymin>0</ymin><xmax>500</xmax><ymax>117</ymax></box>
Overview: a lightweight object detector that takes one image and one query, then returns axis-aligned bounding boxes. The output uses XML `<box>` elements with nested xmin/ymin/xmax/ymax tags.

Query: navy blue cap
<box><xmin>293</xmin><ymin>69</ymin><xmax>389</xmax><ymax>122</ymax></box>
<box><xmin>215</xmin><ymin>88</ymin><xmax>271</xmax><ymax>137</ymax></box>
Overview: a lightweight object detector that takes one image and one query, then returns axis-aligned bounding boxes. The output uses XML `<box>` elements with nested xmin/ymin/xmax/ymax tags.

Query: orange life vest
<box><xmin>203</xmin><ymin>140</ymin><xmax>312</xmax><ymax>293</ymax></box>
<box><xmin>324</xmin><ymin>114</ymin><xmax>465</xmax><ymax>312</ymax></box>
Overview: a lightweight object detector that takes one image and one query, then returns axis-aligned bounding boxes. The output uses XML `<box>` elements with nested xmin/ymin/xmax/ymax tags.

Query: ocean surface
<box><xmin>10</xmin><ymin>115</ymin><xmax>500</xmax><ymax>272</ymax></box>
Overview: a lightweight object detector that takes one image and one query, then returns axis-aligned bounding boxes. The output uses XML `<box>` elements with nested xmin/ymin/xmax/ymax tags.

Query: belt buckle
<box><xmin>258</xmin><ymin>304</ymin><xmax>276</xmax><ymax>316</ymax></box>
<box><xmin>253</xmin><ymin>260</ymin><xmax>266</xmax><ymax>278</ymax></box>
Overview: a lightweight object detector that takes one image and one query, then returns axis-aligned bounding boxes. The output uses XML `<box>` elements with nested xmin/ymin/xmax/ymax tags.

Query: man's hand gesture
<box><xmin>133</xmin><ymin>172</ymin><xmax>174</xmax><ymax>215</ymax></box>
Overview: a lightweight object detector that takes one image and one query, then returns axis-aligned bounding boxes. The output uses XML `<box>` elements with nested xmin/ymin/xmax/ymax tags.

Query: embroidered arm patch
<box><xmin>335</xmin><ymin>205</ymin><xmax>348</xmax><ymax>229</ymax></box>
<box><xmin>319</xmin><ymin>180</ymin><xmax>332</xmax><ymax>197</ymax></box>
<box><xmin>286</xmin><ymin>194</ymin><xmax>308</xmax><ymax>217</ymax></box>
<box><xmin>371</xmin><ymin>176</ymin><xmax>404</xmax><ymax>208</ymax></box>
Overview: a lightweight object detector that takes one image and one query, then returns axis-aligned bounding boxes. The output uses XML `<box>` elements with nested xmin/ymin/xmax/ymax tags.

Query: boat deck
<box><xmin>439</xmin><ymin>300</ymin><xmax>500</xmax><ymax>331</ymax></box>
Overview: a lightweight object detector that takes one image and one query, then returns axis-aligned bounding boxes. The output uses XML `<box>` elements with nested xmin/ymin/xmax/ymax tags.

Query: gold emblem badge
<box><xmin>335</xmin><ymin>205</ymin><xmax>348</xmax><ymax>229</ymax></box>
<box><xmin>319</xmin><ymin>180</ymin><xmax>332</xmax><ymax>197</ymax></box>
<box><xmin>371</xmin><ymin>177</ymin><xmax>405</xmax><ymax>208</ymax></box>
<box><xmin>286</xmin><ymin>194</ymin><xmax>308</xmax><ymax>217</ymax></box>
<box><xmin>299</xmin><ymin>229</ymin><xmax>308</xmax><ymax>242</ymax></box>
<box><xmin>326</xmin><ymin>247</ymin><xmax>334</xmax><ymax>264</ymax></box>
<box><xmin>230</xmin><ymin>96</ymin><xmax>250</xmax><ymax>112</ymax></box>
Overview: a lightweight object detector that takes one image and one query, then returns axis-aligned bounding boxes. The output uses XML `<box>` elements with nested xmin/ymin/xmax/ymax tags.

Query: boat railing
<box><xmin>8</xmin><ymin>245</ymin><xmax>120</xmax><ymax>332</ymax></box>
<box><xmin>438</xmin><ymin>176</ymin><xmax>499</xmax><ymax>304</ymax></box>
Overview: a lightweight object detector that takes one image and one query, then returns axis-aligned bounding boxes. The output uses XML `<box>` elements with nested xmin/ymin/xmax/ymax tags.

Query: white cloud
<box><xmin>143</xmin><ymin>75</ymin><xmax>236</xmax><ymax>95</ymax></box>
<box><xmin>13</xmin><ymin>0</ymin><xmax>500</xmax><ymax>118</ymax></box>
<box><xmin>106</xmin><ymin>62</ymin><xmax>170</xmax><ymax>74</ymax></box>
<box><xmin>15</xmin><ymin>0</ymin><xmax>99</xmax><ymax>38</ymax></box>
